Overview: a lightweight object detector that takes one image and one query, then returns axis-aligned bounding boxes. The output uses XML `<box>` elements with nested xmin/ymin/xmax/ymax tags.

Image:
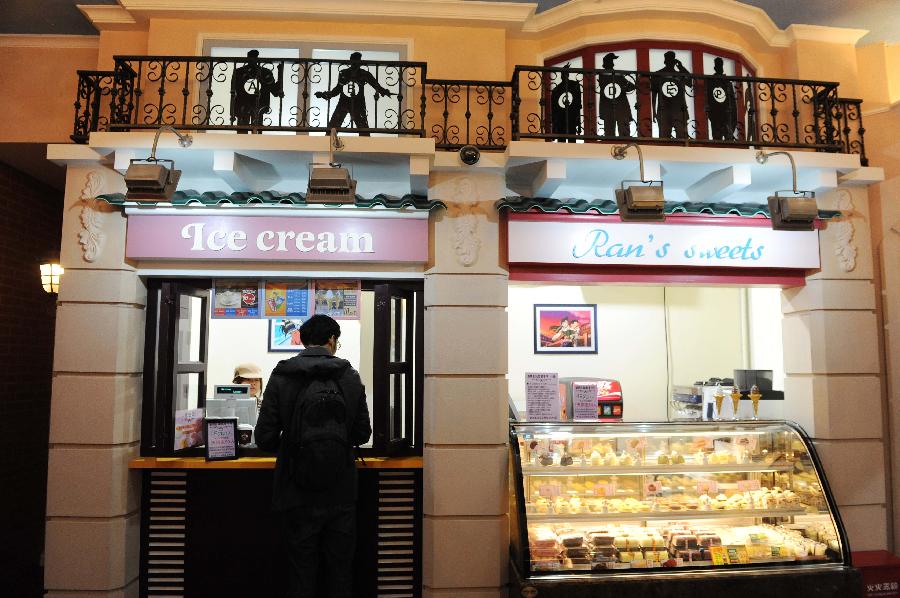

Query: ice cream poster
<box><xmin>174</xmin><ymin>408</ymin><xmax>205</xmax><ymax>450</ymax></box>
<box><xmin>212</xmin><ymin>279</ymin><xmax>260</xmax><ymax>318</ymax></box>
<box><xmin>264</xmin><ymin>281</ymin><xmax>310</xmax><ymax>318</ymax></box>
<box><xmin>314</xmin><ymin>280</ymin><xmax>361</xmax><ymax>320</ymax></box>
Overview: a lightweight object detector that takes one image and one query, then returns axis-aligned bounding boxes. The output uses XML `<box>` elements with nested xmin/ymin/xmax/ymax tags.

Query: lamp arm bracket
<box><xmin>611</xmin><ymin>143</ymin><xmax>648</xmax><ymax>183</ymax></box>
<box><xmin>149</xmin><ymin>125</ymin><xmax>193</xmax><ymax>161</ymax></box>
<box><xmin>329</xmin><ymin>128</ymin><xmax>344</xmax><ymax>167</ymax></box>
<box><xmin>756</xmin><ymin>150</ymin><xmax>798</xmax><ymax>194</ymax></box>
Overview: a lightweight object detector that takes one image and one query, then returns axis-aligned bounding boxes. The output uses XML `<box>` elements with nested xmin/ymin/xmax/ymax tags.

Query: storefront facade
<box><xmin>37</xmin><ymin>1</ymin><xmax>898</xmax><ymax>596</ymax></box>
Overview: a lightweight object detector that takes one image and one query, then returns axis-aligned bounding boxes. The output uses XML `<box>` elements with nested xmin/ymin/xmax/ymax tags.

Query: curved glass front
<box><xmin>510</xmin><ymin>421</ymin><xmax>846</xmax><ymax>576</ymax></box>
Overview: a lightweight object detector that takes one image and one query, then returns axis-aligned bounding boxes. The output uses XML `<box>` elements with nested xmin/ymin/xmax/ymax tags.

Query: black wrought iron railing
<box><xmin>71</xmin><ymin>70</ymin><xmax>116</xmax><ymax>143</ymax></box>
<box><xmin>70</xmin><ymin>54</ymin><xmax>866</xmax><ymax>161</ymax></box>
<box><xmin>511</xmin><ymin>65</ymin><xmax>845</xmax><ymax>151</ymax></box>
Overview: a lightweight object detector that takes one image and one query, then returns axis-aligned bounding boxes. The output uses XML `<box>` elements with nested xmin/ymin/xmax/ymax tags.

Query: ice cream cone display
<box><xmin>713</xmin><ymin>384</ymin><xmax>725</xmax><ymax>420</ymax></box>
<box><xmin>750</xmin><ymin>384</ymin><xmax>762</xmax><ymax>420</ymax></box>
<box><xmin>730</xmin><ymin>386</ymin><xmax>742</xmax><ymax>420</ymax></box>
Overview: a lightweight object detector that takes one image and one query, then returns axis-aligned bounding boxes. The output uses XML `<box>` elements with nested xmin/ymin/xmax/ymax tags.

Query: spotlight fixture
<box><xmin>124</xmin><ymin>125</ymin><xmax>193</xmax><ymax>202</ymax></box>
<box><xmin>755</xmin><ymin>151</ymin><xmax>817</xmax><ymax>231</ymax></box>
<box><xmin>40</xmin><ymin>263</ymin><xmax>64</xmax><ymax>294</ymax></box>
<box><xmin>611</xmin><ymin>143</ymin><xmax>665</xmax><ymax>221</ymax></box>
<box><xmin>307</xmin><ymin>128</ymin><xmax>357</xmax><ymax>204</ymax></box>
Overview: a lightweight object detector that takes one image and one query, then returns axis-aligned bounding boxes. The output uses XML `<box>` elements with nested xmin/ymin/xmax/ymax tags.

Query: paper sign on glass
<box><xmin>538</xmin><ymin>484</ymin><xmax>561</xmax><ymax>498</ymax></box>
<box><xmin>696</xmin><ymin>480</ymin><xmax>718</xmax><ymax>494</ymax></box>
<box><xmin>525</xmin><ymin>372</ymin><xmax>561</xmax><ymax>421</ymax></box>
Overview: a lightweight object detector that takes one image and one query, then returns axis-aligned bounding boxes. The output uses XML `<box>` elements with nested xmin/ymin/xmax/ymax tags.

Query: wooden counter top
<box><xmin>129</xmin><ymin>456</ymin><xmax>423</xmax><ymax>470</ymax></box>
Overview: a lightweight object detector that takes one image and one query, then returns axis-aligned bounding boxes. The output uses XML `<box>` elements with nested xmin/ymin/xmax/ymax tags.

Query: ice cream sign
<box><xmin>125</xmin><ymin>214</ymin><xmax>428</xmax><ymax>262</ymax></box>
<box><xmin>507</xmin><ymin>215</ymin><xmax>820</xmax><ymax>269</ymax></box>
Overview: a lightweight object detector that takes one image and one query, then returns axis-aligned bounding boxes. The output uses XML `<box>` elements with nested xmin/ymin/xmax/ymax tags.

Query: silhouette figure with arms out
<box><xmin>315</xmin><ymin>52</ymin><xmax>394</xmax><ymax>136</ymax></box>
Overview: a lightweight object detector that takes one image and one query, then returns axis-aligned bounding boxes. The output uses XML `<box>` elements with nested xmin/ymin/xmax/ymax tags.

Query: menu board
<box><xmin>213</xmin><ymin>280</ymin><xmax>260</xmax><ymax>318</ymax></box>
<box><xmin>173</xmin><ymin>408</ymin><xmax>205</xmax><ymax>450</ymax></box>
<box><xmin>204</xmin><ymin>418</ymin><xmax>238</xmax><ymax>461</ymax></box>
<box><xmin>314</xmin><ymin>280</ymin><xmax>361</xmax><ymax>320</ymax></box>
<box><xmin>572</xmin><ymin>382</ymin><xmax>599</xmax><ymax>421</ymax></box>
<box><xmin>264</xmin><ymin>281</ymin><xmax>310</xmax><ymax>319</ymax></box>
<box><xmin>526</xmin><ymin>372</ymin><xmax>560</xmax><ymax>421</ymax></box>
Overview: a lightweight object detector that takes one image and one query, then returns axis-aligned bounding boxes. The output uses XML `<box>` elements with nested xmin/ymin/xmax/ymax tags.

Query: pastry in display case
<box><xmin>509</xmin><ymin>421</ymin><xmax>860</xmax><ymax>598</ymax></box>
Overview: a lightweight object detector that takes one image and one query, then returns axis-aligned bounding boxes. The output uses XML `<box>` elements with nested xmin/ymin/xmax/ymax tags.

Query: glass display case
<box><xmin>509</xmin><ymin>421</ymin><xmax>857</xmax><ymax>596</ymax></box>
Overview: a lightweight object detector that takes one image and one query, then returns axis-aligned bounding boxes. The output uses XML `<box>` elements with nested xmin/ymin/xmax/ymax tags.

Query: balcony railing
<box><xmin>70</xmin><ymin>55</ymin><xmax>866</xmax><ymax>163</ymax></box>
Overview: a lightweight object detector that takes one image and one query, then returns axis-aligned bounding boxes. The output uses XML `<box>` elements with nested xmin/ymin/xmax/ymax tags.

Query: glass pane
<box><xmin>400</xmin><ymin>297</ymin><xmax>407</xmax><ymax>364</ymax></box>
<box><xmin>175</xmin><ymin>372</ymin><xmax>200</xmax><ymax>412</ymax></box>
<box><xmin>512</xmin><ymin>422</ymin><xmax>844</xmax><ymax>574</ymax></box>
<box><xmin>390</xmin><ymin>297</ymin><xmax>398</xmax><ymax>362</ymax></box>
<box><xmin>177</xmin><ymin>295</ymin><xmax>203</xmax><ymax>362</ymax></box>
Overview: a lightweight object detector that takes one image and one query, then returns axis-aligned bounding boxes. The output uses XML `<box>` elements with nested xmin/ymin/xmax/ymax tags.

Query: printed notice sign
<box><xmin>525</xmin><ymin>372</ymin><xmax>560</xmax><ymax>421</ymax></box>
<box><xmin>204</xmin><ymin>418</ymin><xmax>238</xmax><ymax>461</ymax></box>
<box><xmin>572</xmin><ymin>382</ymin><xmax>599</xmax><ymax>420</ymax></box>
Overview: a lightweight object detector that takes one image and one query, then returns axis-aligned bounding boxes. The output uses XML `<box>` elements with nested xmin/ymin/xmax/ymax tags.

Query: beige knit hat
<box><xmin>233</xmin><ymin>362</ymin><xmax>263</xmax><ymax>381</ymax></box>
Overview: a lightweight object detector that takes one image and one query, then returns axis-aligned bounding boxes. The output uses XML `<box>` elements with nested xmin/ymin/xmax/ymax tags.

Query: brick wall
<box><xmin>0</xmin><ymin>160</ymin><xmax>63</xmax><ymax>596</ymax></box>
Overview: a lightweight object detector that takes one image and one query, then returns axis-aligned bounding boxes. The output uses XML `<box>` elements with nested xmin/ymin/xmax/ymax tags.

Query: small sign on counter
<box><xmin>204</xmin><ymin>417</ymin><xmax>239</xmax><ymax>461</ymax></box>
<box><xmin>572</xmin><ymin>382</ymin><xmax>599</xmax><ymax>420</ymax></box>
<box><xmin>525</xmin><ymin>372</ymin><xmax>561</xmax><ymax>421</ymax></box>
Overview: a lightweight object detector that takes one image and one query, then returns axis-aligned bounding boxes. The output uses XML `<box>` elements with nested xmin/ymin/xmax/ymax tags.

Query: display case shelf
<box><xmin>525</xmin><ymin>506</ymin><xmax>809</xmax><ymax>523</ymax></box>
<box><xmin>521</xmin><ymin>463</ymin><xmax>793</xmax><ymax>476</ymax></box>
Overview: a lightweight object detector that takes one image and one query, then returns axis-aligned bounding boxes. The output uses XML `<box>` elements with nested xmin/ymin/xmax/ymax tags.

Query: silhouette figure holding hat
<box><xmin>550</xmin><ymin>63</ymin><xmax>582</xmax><ymax>142</ymax></box>
<box><xmin>316</xmin><ymin>51</ymin><xmax>394</xmax><ymax>135</ymax></box>
<box><xmin>230</xmin><ymin>50</ymin><xmax>284</xmax><ymax>133</ymax></box>
<box><xmin>705</xmin><ymin>57</ymin><xmax>737</xmax><ymax>141</ymax></box>
<box><xmin>597</xmin><ymin>53</ymin><xmax>635</xmax><ymax>138</ymax></box>
<box><xmin>652</xmin><ymin>51</ymin><xmax>693</xmax><ymax>139</ymax></box>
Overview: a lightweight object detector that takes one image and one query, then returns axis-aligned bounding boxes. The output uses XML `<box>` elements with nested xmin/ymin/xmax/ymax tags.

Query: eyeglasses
<box><xmin>336</xmin><ymin>339</ymin><xmax>342</xmax><ymax>351</ymax></box>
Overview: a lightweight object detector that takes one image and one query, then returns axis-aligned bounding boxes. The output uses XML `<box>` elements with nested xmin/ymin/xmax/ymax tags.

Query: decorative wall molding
<box><xmin>833</xmin><ymin>190</ymin><xmax>858</xmax><ymax>273</ymax></box>
<box><xmin>449</xmin><ymin>177</ymin><xmax>481</xmax><ymax>267</ymax></box>
<box><xmin>79</xmin><ymin>171</ymin><xmax>106</xmax><ymax>263</ymax></box>
<box><xmin>76</xmin><ymin>5</ymin><xmax>138</xmax><ymax>30</ymax></box>
<box><xmin>0</xmin><ymin>34</ymin><xmax>99</xmax><ymax>49</ymax></box>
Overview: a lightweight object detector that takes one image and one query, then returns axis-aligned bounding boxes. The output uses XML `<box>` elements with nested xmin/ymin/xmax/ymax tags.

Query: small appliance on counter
<box><xmin>669</xmin><ymin>385</ymin><xmax>702</xmax><ymax>421</ymax></box>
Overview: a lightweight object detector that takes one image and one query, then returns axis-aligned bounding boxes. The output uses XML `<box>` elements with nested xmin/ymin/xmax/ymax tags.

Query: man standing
<box><xmin>652</xmin><ymin>50</ymin><xmax>693</xmax><ymax>139</ymax></box>
<box><xmin>315</xmin><ymin>51</ymin><xmax>394</xmax><ymax>135</ymax></box>
<box><xmin>255</xmin><ymin>314</ymin><xmax>372</xmax><ymax>598</ymax></box>
<box><xmin>550</xmin><ymin>63</ymin><xmax>582</xmax><ymax>142</ymax></box>
<box><xmin>597</xmin><ymin>52</ymin><xmax>635</xmax><ymax>138</ymax></box>
<box><xmin>705</xmin><ymin>57</ymin><xmax>737</xmax><ymax>141</ymax></box>
<box><xmin>230</xmin><ymin>49</ymin><xmax>284</xmax><ymax>133</ymax></box>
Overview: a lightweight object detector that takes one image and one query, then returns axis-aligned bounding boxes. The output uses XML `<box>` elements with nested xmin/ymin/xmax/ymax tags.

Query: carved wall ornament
<box><xmin>450</xmin><ymin>176</ymin><xmax>482</xmax><ymax>267</ymax></box>
<box><xmin>79</xmin><ymin>170</ymin><xmax>105</xmax><ymax>263</ymax></box>
<box><xmin>832</xmin><ymin>189</ymin><xmax>857</xmax><ymax>273</ymax></box>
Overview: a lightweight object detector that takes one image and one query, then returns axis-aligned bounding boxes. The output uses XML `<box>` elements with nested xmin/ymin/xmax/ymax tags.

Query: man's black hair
<box><xmin>299</xmin><ymin>314</ymin><xmax>341</xmax><ymax>347</ymax></box>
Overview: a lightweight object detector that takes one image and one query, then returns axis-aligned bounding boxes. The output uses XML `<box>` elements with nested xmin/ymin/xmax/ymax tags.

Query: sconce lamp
<box><xmin>124</xmin><ymin>125</ymin><xmax>193</xmax><ymax>201</ymax></box>
<box><xmin>307</xmin><ymin>128</ymin><xmax>357</xmax><ymax>204</ymax></box>
<box><xmin>40</xmin><ymin>263</ymin><xmax>64</xmax><ymax>294</ymax></box>
<box><xmin>755</xmin><ymin>151</ymin><xmax>817</xmax><ymax>231</ymax></box>
<box><xmin>611</xmin><ymin>143</ymin><xmax>665</xmax><ymax>222</ymax></box>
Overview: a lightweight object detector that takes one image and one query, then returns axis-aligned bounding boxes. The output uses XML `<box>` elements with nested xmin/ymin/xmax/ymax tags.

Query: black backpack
<box><xmin>287</xmin><ymin>374</ymin><xmax>352</xmax><ymax>491</ymax></box>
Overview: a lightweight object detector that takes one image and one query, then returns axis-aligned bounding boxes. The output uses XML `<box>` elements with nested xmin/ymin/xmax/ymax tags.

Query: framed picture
<box><xmin>313</xmin><ymin>280</ymin><xmax>361</xmax><ymax>320</ymax></box>
<box><xmin>268</xmin><ymin>318</ymin><xmax>306</xmax><ymax>352</ymax></box>
<box><xmin>534</xmin><ymin>304</ymin><xmax>598</xmax><ymax>354</ymax></box>
<box><xmin>212</xmin><ymin>279</ymin><xmax>260</xmax><ymax>318</ymax></box>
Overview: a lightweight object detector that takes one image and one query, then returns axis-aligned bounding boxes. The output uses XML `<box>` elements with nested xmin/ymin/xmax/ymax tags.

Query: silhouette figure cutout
<box><xmin>230</xmin><ymin>50</ymin><xmax>284</xmax><ymax>133</ymax></box>
<box><xmin>652</xmin><ymin>51</ymin><xmax>693</xmax><ymax>139</ymax></box>
<box><xmin>315</xmin><ymin>51</ymin><xmax>393</xmax><ymax>135</ymax></box>
<box><xmin>550</xmin><ymin>64</ymin><xmax>582</xmax><ymax>142</ymax></box>
<box><xmin>597</xmin><ymin>53</ymin><xmax>635</xmax><ymax>138</ymax></box>
<box><xmin>706</xmin><ymin>57</ymin><xmax>737</xmax><ymax>141</ymax></box>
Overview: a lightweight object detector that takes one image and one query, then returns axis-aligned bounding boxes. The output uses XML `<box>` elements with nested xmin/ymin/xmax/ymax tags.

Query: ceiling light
<box><xmin>124</xmin><ymin>125</ymin><xmax>193</xmax><ymax>202</ymax></box>
<box><xmin>307</xmin><ymin>128</ymin><xmax>357</xmax><ymax>204</ymax></box>
<box><xmin>611</xmin><ymin>143</ymin><xmax>665</xmax><ymax>222</ymax></box>
<box><xmin>756</xmin><ymin>151</ymin><xmax>817</xmax><ymax>231</ymax></box>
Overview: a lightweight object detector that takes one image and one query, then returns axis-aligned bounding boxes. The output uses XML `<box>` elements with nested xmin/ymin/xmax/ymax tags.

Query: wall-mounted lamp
<box><xmin>40</xmin><ymin>263</ymin><xmax>64</xmax><ymax>294</ymax></box>
<box><xmin>611</xmin><ymin>143</ymin><xmax>665</xmax><ymax>222</ymax></box>
<box><xmin>306</xmin><ymin>128</ymin><xmax>357</xmax><ymax>204</ymax></box>
<box><xmin>124</xmin><ymin>125</ymin><xmax>193</xmax><ymax>202</ymax></box>
<box><xmin>755</xmin><ymin>150</ymin><xmax>817</xmax><ymax>231</ymax></box>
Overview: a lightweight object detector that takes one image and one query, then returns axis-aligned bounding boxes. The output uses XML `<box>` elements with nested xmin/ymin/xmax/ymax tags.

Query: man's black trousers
<box><xmin>282</xmin><ymin>503</ymin><xmax>356</xmax><ymax>598</ymax></box>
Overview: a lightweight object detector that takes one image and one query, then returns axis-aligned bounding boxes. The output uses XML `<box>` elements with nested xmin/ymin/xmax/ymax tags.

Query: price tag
<box><xmin>709</xmin><ymin>545</ymin><xmax>729</xmax><ymax>565</ymax></box>
<box><xmin>594</xmin><ymin>482</ymin><xmax>617</xmax><ymax>497</ymax></box>
<box><xmin>627</xmin><ymin>437</ymin><xmax>647</xmax><ymax>451</ymax></box>
<box><xmin>570</xmin><ymin>438</ymin><xmax>590</xmax><ymax>453</ymax></box>
<box><xmin>734</xmin><ymin>435</ymin><xmax>758</xmax><ymax>451</ymax></box>
<box><xmin>696</xmin><ymin>480</ymin><xmax>718</xmax><ymax>494</ymax></box>
<box><xmin>539</xmin><ymin>484</ymin><xmax>561</xmax><ymax>498</ymax></box>
<box><xmin>694</xmin><ymin>437</ymin><xmax>715</xmax><ymax>450</ymax></box>
<box><xmin>737</xmin><ymin>479</ymin><xmax>761</xmax><ymax>492</ymax></box>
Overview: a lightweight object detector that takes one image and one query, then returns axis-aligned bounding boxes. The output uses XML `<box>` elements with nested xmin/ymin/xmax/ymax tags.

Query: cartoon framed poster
<box><xmin>268</xmin><ymin>319</ymin><xmax>306</xmax><ymax>353</ymax></box>
<box><xmin>534</xmin><ymin>304</ymin><xmax>598</xmax><ymax>354</ymax></box>
<box><xmin>264</xmin><ymin>280</ymin><xmax>310</xmax><ymax>319</ymax></box>
<box><xmin>313</xmin><ymin>280</ymin><xmax>361</xmax><ymax>320</ymax></box>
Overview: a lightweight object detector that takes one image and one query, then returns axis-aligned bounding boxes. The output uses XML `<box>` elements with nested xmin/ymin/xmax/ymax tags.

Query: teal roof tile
<box><xmin>96</xmin><ymin>191</ymin><xmax>444</xmax><ymax>211</ymax></box>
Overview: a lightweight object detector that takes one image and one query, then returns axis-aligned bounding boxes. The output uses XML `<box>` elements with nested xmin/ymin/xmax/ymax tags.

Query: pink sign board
<box><xmin>125</xmin><ymin>214</ymin><xmax>428</xmax><ymax>262</ymax></box>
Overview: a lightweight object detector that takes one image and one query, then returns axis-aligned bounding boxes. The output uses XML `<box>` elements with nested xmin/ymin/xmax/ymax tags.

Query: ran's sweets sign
<box><xmin>125</xmin><ymin>214</ymin><xmax>427</xmax><ymax>262</ymax></box>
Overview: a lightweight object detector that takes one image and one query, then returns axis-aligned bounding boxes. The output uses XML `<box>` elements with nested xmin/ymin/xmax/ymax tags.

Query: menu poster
<box><xmin>204</xmin><ymin>418</ymin><xmax>239</xmax><ymax>461</ymax></box>
<box><xmin>314</xmin><ymin>280</ymin><xmax>361</xmax><ymax>320</ymax></box>
<box><xmin>213</xmin><ymin>280</ymin><xmax>260</xmax><ymax>318</ymax></box>
<box><xmin>173</xmin><ymin>408</ymin><xmax>205</xmax><ymax>450</ymax></box>
<box><xmin>264</xmin><ymin>281</ymin><xmax>310</xmax><ymax>319</ymax></box>
<box><xmin>525</xmin><ymin>372</ymin><xmax>560</xmax><ymax>421</ymax></box>
<box><xmin>572</xmin><ymin>382</ymin><xmax>599</xmax><ymax>421</ymax></box>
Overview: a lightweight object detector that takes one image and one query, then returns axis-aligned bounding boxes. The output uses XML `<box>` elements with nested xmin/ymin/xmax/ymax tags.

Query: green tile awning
<box><xmin>96</xmin><ymin>190</ymin><xmax>444</xmax><ymax>211</ymax></box>
<box><xmin>494</xmin><ymin>197</ymin><xmax>842</xmax><ymax>220</ymax></box>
